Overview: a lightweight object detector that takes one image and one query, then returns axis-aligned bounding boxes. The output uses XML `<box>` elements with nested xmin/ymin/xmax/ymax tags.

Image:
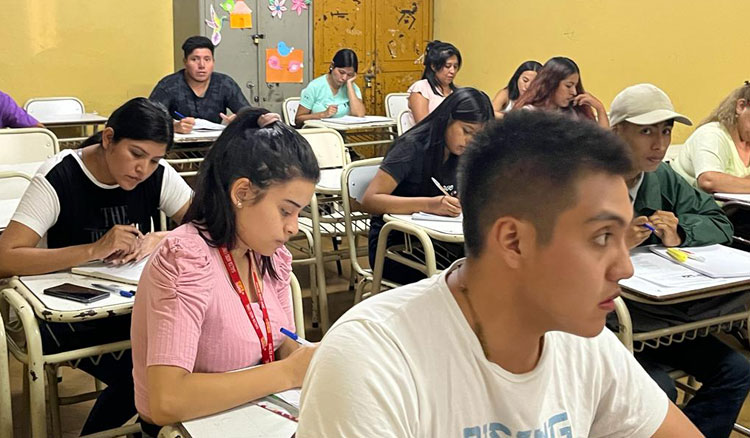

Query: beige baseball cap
<box><xmin>609</xmin><ymin>83</ymin><xmax>692</xmax><ymax>127</ymax></box>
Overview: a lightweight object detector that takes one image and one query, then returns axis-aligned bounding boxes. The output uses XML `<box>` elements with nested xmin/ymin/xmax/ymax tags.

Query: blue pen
<box><xmin>119</xmin><ymin>290</ymin><xmax>136</xmax><ymax>298</ymax></box>
<box><xmin>174</xmin><ymin>111</ymin><xmax>187</xmax><ymax>119</ymax></box>
<box><xmin>641</xmin><ymin>223</ymin><xmax>656</xmax><ymax>232</ymax></box>
<box><xmin>280</xmin><ymin>327</ymin><xmax>313</xmax><ymax>346</ymax></box>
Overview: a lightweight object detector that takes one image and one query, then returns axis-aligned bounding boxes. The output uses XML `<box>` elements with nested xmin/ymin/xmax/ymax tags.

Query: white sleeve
<box><xmin>10</xmin><ymin>175</ymin><xmax>60</xmax><ymax>238</ymax></box>
<box><xmin>589</xmin><ymin>330</ymin><xmax>669</xmax><ymax>438</ymax></box>
<box><xmin>158</xmin><ymin>161</ymin><xmax>192</xmax><ymax>218</ymax></box>
<box><xmin>689</xmin><ymin>129</ymin><xmax>729</xmax><ymax>179</ymax></box>
<box><xmin>297</xmin><ymin>320</ymin><xmax>418</xmax><ymax>438</ymax></box>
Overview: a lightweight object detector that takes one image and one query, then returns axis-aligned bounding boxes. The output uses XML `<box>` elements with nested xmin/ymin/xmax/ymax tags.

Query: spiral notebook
<box><xmin>71</xmin><ymin>258</ymin><xmax>148</xmax><ymax>285</ymax></box>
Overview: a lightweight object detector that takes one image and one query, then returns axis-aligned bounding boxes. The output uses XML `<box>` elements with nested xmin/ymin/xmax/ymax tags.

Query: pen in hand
<box><xmin>280</xmin><ymin>327</ymin><xmax>313</xmax><ymax>346</ymax></box>
<box><xmin>431</xmin><ymin>177</ymin><xmax>451</xmax><ymax>197</ymax></box>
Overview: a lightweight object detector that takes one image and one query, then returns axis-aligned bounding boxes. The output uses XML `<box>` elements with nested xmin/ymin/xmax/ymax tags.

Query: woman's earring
<box><xmin>236</xmin><ymin>202</ymin><xmax>242</xmax><ymax>208</ymax></box>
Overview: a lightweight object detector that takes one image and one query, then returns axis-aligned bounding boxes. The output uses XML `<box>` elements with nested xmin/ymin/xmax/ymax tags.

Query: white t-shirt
<box><xmin>11</xmin><ymin>149</ymin><xmax>192</xmax><ymax>243</ymax></box>
<box><xmin>671</xmin><ymin>121</ymin><xmax>750</xmax><ymax>187</ymax></box>
<box><xmin>297</xmin><ymin>261</ymin><xmax>668</xmax><ymax>438</ymax></box>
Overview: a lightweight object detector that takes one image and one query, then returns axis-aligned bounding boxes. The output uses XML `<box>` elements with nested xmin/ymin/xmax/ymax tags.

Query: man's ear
<box><xmin>484</xmin><ymin>217</ymin><xmax>535</xmax><ymax>269</ymax></box>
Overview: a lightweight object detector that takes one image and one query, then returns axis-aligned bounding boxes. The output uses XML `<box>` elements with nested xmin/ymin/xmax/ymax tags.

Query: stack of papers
<box><xmin>193</xmin><ymin>118</ymin><xmax>227</xmax><ymax>131</ymax></box>
<box><xmin>649</xmin><ymin>244</ymin><xmax>750</xmax><ymax>278</ymax></box>
<box><xmin>71</xmin><ymin>258</ymin><xmax>148</xmax><ymax>285</ymax></box>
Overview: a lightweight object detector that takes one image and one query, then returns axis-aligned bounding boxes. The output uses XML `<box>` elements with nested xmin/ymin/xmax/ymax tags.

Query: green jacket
<box><xmin>634</xmin><ymin>163</ymin><xmax>734</xmax><ymax>246</ymax></box>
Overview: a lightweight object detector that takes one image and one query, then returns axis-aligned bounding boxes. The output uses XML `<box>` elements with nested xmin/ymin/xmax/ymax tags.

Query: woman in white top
<box><xmin>671</xmin><ymin>82</ymin><xmax>750</xmax><ymax>193</ymax></box>
<box><xmin>407</xmin><ymin>40</ymin><xmax>461</xmax><ymax>123</ymax></box>
<box><xmin>492</xmin><ymin>60</ymin><xmax>542</xmax><ymax>119</ymax></box>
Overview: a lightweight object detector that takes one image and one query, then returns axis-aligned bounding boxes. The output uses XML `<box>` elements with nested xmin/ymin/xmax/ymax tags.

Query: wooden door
<box><xmin>313</xmin><ymin>0</ymin><xmax>432</xmax><ymax>115</ymax></box>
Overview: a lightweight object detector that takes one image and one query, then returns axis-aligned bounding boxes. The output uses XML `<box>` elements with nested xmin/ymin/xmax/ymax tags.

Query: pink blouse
<box><xmin>408</xmin><ymin>79</ymin><xmax>447</xmax><ymax>114</ymax></box>
<box><xmin>131</xmin><ymin>223</ymin><xmax>295</xmax><ymax>419</ymax></box>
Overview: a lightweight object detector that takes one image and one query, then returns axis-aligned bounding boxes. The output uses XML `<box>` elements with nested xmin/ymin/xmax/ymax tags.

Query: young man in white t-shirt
<box><xmin>297</xmin><ymin>111</ymin><xmax>702</xmax><ymax>437</ymax></box>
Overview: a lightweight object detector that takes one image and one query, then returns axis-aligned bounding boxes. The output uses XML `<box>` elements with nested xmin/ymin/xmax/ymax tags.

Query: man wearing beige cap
<box><xmin>609</xmin><ymin>83</ymin><xmax>749</xmax><ymax>438</ymax></box>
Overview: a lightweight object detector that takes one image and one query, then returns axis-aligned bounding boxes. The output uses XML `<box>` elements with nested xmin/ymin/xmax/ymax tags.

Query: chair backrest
<box><xmin>290</xmin><ymin>272</ymin><xmax>305</xmax><ymax>338</ymax></box>
<box><xmin>663</xmin><ymin>143</ymin><xmax>684</xmax><ymax>163</ymax></box>
<box><xmin>397</xmin><ymin>109</ymin><xmax>416</xmax><ymax>136</ymax></box>
<box><xmin>24</xmin><ymin>97</ymin><xmax>85</xmax><ymax>118</ymax></box>
<box><xmin>385</xmin><ymin>93</ymin><xmax>410</xmax><ymax>119</ymax></box>
<box><xmin>283</xmin><ymin>97</ymin><xmax>301</xmax><ymax>126</ymax></box>
<box><xmin>299</xmin><ymin>128</ymin><xmax>347</xmax><ymax>169</ymax></box>
<box><xmin>341</xmin><ymin>158</ymin><xmax>383</xmax><ymax>280</ymax></box>
<box><xmin>0</xmin><ymin>128</ymin><xmax>59</xmax><ymax>165</ymax></box>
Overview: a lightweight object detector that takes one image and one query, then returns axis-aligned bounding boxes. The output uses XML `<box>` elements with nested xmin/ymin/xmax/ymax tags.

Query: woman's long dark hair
<box><xmin>183</xmin><ymin>108</ymin><xmax>320</xmax><ymax>279</ymax></box>
<box><xmin>420</xmin><ymin>40</ymin><xmax>462</xmax><ymax>97</ymax></box>
<box><xmin>506</xmin><ymin>60</ymin><xmax>542</xmax><ymax>101</ymax></box>
<box><xmin>389</xmin><ymin>87</ymin><xmax>493</xmax><ymax>194</ymax></box>
<box><xmin>80</xmin><ymin>97</ymin><xmax>174</xmax><ymax>148</ymax></box>
<box><xmin>329</xmin><ymin>48</ymin><xmax>359</xmax><ymax>72</ymax></box>
<box><xmin>512</xmin><ymin>56</ymin><xmax>595</xmax><ymax>120</ymax></box>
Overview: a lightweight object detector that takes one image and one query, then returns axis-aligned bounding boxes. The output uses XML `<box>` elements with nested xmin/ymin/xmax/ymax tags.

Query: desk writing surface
<box><xmin>389</xmin><ymin>214</ymin><xmax>464</xmax><ymax>236</ymax></box>
<box><xmin>174</xmin><ymin>130</ymin><xmax>222</xmax><ymax>143</ymax></box>
<box><xmin>19</xmin><ymin>271</ymin><xmax>135</xmax><ymax>311</ymax></box>
<box><xmin>714</xmin><ymin>193</ymin><xmax>750</xmax><ymax>203</ymax></box>
<box><xmin>619</xmin><ymin>247</ymin><xmax>750</xmax><ymax>300</ymax></box>
<box><xmin>37</xmin><ymin>113</ymin><xmax>108</xmax><ymax>126</ymax></box>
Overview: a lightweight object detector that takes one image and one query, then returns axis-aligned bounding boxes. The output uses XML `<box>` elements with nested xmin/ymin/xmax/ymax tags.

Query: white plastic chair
<box><xmin>290</xmin><ymin>273</ymin><xmax>305</xmax><ymax>338</ymax></box>
<box><xmin>0</xmin><ymin>127</ymin><xmax>59</xmax><ymax>165</ymax></box>
<box><xmin>385</xmin><ymin>93</ymin><xmax>409</xmax><ymax>119</ymax></box>
<box><xmin>397</xmin><ymin>109</ymin><xmax>415</xmax><ymax>136</ymax></box>
<box><xmin>0</xmin><ymin>301</ymin><xmax>12</xmax><ymax>438</ymax></box>
<box><xmin>283</xmin><ymin>97</ymin><xmax>301</xmax><ymax>126</ymax></box>
<box><xmin>23</xmin><ymin>97</ymin><xmax>85</xmax><ymax>118</ymax></box>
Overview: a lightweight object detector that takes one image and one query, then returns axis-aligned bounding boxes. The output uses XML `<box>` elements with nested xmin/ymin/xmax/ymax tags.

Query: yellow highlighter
<box><xmin>666</xmin><ymin>247</ymin><xmax>689</xmax><ymax>263</ymax></box>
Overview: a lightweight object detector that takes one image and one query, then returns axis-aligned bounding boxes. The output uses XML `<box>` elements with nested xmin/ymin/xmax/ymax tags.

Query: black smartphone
<box><xmin>44</xmin><ymin>283</ymin><xmax>109</xmax><ymax>303</ymax></box>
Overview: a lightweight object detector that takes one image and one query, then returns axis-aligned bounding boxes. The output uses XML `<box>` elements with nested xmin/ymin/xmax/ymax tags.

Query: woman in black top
<box><xmin>362</xmin><ymin>87</ymin><xmax>493</xmax><ymax>283</ymax></box>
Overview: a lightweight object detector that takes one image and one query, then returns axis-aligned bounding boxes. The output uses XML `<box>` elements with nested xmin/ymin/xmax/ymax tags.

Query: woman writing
<box><xmin>295</xmin><ymin>48</ymin><xmax>365</xmax><ymax>126</ymax></box>
<box><xmin>131</xmin><ymin>109</ymin><xmax>319</xmax><ymax>435</ymax></box>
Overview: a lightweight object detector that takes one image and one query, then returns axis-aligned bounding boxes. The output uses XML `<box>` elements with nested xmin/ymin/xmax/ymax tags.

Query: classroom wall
<box><xmin>0</xmin><ymin>2</ymin><xmax>174</xmax><ymax>116</ymax></box>
<box><xmin>434</xmin><ymin>0</ymin><xmax>750</xmax><ymax>143</ymax></box>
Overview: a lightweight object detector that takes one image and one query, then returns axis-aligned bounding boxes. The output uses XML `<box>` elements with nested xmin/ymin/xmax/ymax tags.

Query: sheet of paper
<box><xmin>272</xmin><ymin>389</ymin><xmax>301</xmax><ymax>409</ymax></box>
<box><xmin>182</xmin><ymin>403</ymin><xmax>296</xmax><ymax>438</ymax></box>
<box><xmin>71</xmin><ymin>258</ymin><xmax>148</xmax><ymax>285</ymax></box>
<box><xmin>715</xmin><ymin>192</ymin><xmax>750</xmax><ymax>203</ymax></box>
<box><xmin>391</xmin><ymin>214</ymin><xmax>463</xmax><ymax>236</ymax></box>
<box><xmin>320</xmin><ymin>115</ymin><xmax>394</xmax><ymax>125</ymax></box>
<box><xmin>649</xmin><ymin>244</ymin><xmax>750</xmax><ymax>278</ymax></box>
<box><xmin>193</xmin><ymin>118</ymin><xmax>227</xmax><ymax>131</ymax></box>
<box><xmin>411</xmin><ymin>212</ymin><xmax>463</xmax><ymax>223</ymax></box>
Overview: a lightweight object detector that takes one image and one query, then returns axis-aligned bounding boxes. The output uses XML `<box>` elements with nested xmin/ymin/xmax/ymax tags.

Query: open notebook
<box><xmin>71</xmin><ymin>258</ymin><xmax>148</xmax><ymax>285</ymax></box>
<box><xmin>193</xmin><ymin>118</ymin><xmax>226</xmax><ymax>131</ymax></box>
<box><xmin>181</xmin><ymin>403</ymin><xmax>297</xmax><ymax>438</ymax></box>
<box><xmin>649</xmin><ymin>244</ymin><xmax>750</xmax><ymax>278</ymax></box>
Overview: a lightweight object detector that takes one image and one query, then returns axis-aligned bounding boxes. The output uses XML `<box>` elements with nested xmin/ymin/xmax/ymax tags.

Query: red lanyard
<box><xmin>219</xmin><ymin>246</ymin><xmax>275</xmax><ymax>364</ymax></box>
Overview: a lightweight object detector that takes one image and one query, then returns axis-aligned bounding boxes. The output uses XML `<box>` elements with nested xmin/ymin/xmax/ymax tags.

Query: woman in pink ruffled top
<box><xmin>131</xmin><ymin>108</ymin><xmax>320</xmax><ymax>435</ymax></box>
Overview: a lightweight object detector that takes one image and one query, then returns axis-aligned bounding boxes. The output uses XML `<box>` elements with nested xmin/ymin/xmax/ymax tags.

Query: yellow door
<box><xmin>313</xmin><ymin>0</ymin><xmax>432</xmax><ymax>115</ymax></box>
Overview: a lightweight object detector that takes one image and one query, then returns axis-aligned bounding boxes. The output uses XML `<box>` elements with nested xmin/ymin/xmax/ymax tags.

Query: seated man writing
<box><xmin>610</xmin><ymin>83</ymin><xmax>750</xmax><ymax>438</ymax></box>
<box><xmin>297</xmin><ymin>111</ymin><xmax>702</xmax><ymax>437</ymax></box>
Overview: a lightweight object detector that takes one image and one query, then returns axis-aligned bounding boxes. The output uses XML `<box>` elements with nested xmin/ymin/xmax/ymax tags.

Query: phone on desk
<box><xmin>44</xmin><ymin>283</ymin><xmax>109</xmax><ymax>303</ymax></box>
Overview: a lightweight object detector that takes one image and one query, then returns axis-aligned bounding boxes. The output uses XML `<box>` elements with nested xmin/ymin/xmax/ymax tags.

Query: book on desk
<box><xmin>71</xmin><ymin>258</ymin><xmax>148</xmax><ymax>286</ymax></box>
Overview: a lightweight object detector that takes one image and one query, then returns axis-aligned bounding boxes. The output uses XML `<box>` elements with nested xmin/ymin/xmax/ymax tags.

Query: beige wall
<box><xmin>1</xmin><ymin>1</ymin><xmax>174</xmax><ymax>116</ymax></box>
<box><xmin>434</xmin><ymin>0</ymin><xmax>749</xmax><ymax>142</ymax></box>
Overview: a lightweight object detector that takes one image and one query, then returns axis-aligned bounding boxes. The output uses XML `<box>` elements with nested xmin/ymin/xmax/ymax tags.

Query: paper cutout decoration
<box><xmin>230</xmin><ymin>0</ymin><xmax>252</xmax><ymax>28</ymax></box>
<box><xmin>205</xmin><ymin>5</ymin><xmax>225</xmax><ymax>46</ymax></box>
<box><xmin>269</xmin><ymin>0</ymin><xmax>287</xmax><ymax>19</ymax></box>
<box><xmin>291</xmin><ymin>0</ymin><xmax>308</xmax><ymax>15</ymax></box>
<box><xmin>266</xmin><ymin>42</ymin><xmax>303</xmax><ymax>83</ymax></box>
<box><xmin>219</xmin><ymin>0</ymin><xmax>235</xmax><ymax>13</ymax></box>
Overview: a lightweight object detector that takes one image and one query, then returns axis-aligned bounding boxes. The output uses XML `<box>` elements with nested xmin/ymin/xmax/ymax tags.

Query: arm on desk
<box><xmin>345</xmin><ymin>76</ymin><xmax>365</xmax><ymax>117</ymax></box>
<box><xmin>146</xmin><ymin>343</ymin><xmax>315</xmax><ymax>425</ymax></box>
<box><xmin>361</xmin><ymin>169</ymin><xmax>460</xmax><ymax>216</ymax></box>
<box><xmin>697</xmin><ymin>171</ymin><xmax>750</xmax><ymax>194</ymax></box>
<box><xmin>294</xmin><ymin>105</ymin><xmax>336</xmax><ymax>126</ymax></box>
<box><xmin>651</xmin><ymin>402</ymin><xmax>704</xmax><ymax>438</ymax></box>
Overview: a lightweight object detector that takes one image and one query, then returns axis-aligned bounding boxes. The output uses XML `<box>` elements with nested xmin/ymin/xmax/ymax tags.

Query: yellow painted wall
<box><xmin>0</xmin><ymin>2</ymin><xmax>174</xmax><ymax>117</ymax></box>
<box><xmin>434</xmin><ymin>0</ymin><xmax>749</xmax><ymax>142</ymax></box>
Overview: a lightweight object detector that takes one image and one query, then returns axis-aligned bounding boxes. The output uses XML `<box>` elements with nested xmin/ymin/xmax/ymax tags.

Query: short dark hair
<box><xmin>182</xmin><ymin>35</ymin><xmax>214</xmax><ymax>59</ymax></box>
<box><xmin>459</xmin><ymin>111</ymin><xmax>632</xmax><ymax>256</ymax></box>
<box><xmin>421</xmin><ymin>40</ymin><xmax>462</xmax><ymax>96</ymax></box>
<box><xmin>183</xmin><ymin>110</ymin><xmax>320</xmax><ymax>279</ymax></box>
<box><xmin>330</xmin><ymin>48</ymin><xmax>358</xmax><ymax>72</ymax></box>
<box><xmin>81</xmin><ymin>97</ymin><xmax>174</xmax><ymax>150</ymax></box>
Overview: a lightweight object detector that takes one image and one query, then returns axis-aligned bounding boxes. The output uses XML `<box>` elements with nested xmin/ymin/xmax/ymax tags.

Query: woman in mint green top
<box><xmin>294</xmin><ymin>49</ymin><xmax>365</xmax><ymax>126</ymax></box>
<box><xmin>671</xmin><ymin>82</ymin><xmax>750</xmax><ymax>193</ymax></box>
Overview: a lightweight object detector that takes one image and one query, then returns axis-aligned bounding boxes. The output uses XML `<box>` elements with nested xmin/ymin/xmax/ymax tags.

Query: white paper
<box><xmin>272</xmin><ymin>389</ymin><xmax>301</xmax><ymax>409</ymax></box>
<box><xmin>71</xmin><ymin>258</ymin><xmax>148</xmax><ymax>285</ymax></box>
<box><xmin>182</xmin><ymin>403</ymin><xmax>296</xmax><ymax>438</ymax></box>
<box><xmin>193</xmin><ymin>118</ymin><xmax>227</xmax><ymax>131</ymax></box>
<box><xmin>649</xmin><ymin>244</ymin><xmax>750</xmax><ymax>278</ymax></box>
<box><xmin>320</xmin><ymin>115</ymin><xmax>394</xmax><ymax>125</ymax></box>
<box><xmin>390</xmin><ymin>214</ymin><xmax>463</xmax><ymax>236</ymax></box>
<box><xmin>411</xmin><ymin>212</ymin><xmax>463</xmax><ymax>223</ymax></box>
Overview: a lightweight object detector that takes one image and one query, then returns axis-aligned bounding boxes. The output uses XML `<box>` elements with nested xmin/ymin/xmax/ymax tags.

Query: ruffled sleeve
<box><xmin>270</xmin><ymin>245</ymin><xmax>295</xmax><ymax>332</ymax></box>
<box><xmin>140</xmin><ymin>234</ymin><xmax>215</xmax><ymax>371</ymax></box>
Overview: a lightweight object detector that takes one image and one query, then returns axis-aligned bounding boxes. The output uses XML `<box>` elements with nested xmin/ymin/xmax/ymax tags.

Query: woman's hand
<box><xmin>89</xmin><ymin>225</ymin><xmax>143</xmax><ymax>262</ymax></box>
<box><xmin>573</xmin><ymin>92</ymin><xmax>605</xmax><ymax>111</ymax></box>
<box><xmin>174</xmin><ymin>117</ymin><xmax>195</xmax><ymax>134</ymax></box>
<box><xmin>280</xmin><ymin>344</ymin><xmax>317</xmax><ymax>388</ymax></box>
<box><xmin>346</xmin><ymin>73</ymin><xmax>358</xmax><ymax>86</ymax></box>
<box><xmin>321</xmin><ymin>105</ymin><xmax>338</xmax><ymax>118</ymax></box>
<box><xmin>427</xmin><ymin>195</ymin><xmax>462</xmax><ymax>217</ymax></box>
